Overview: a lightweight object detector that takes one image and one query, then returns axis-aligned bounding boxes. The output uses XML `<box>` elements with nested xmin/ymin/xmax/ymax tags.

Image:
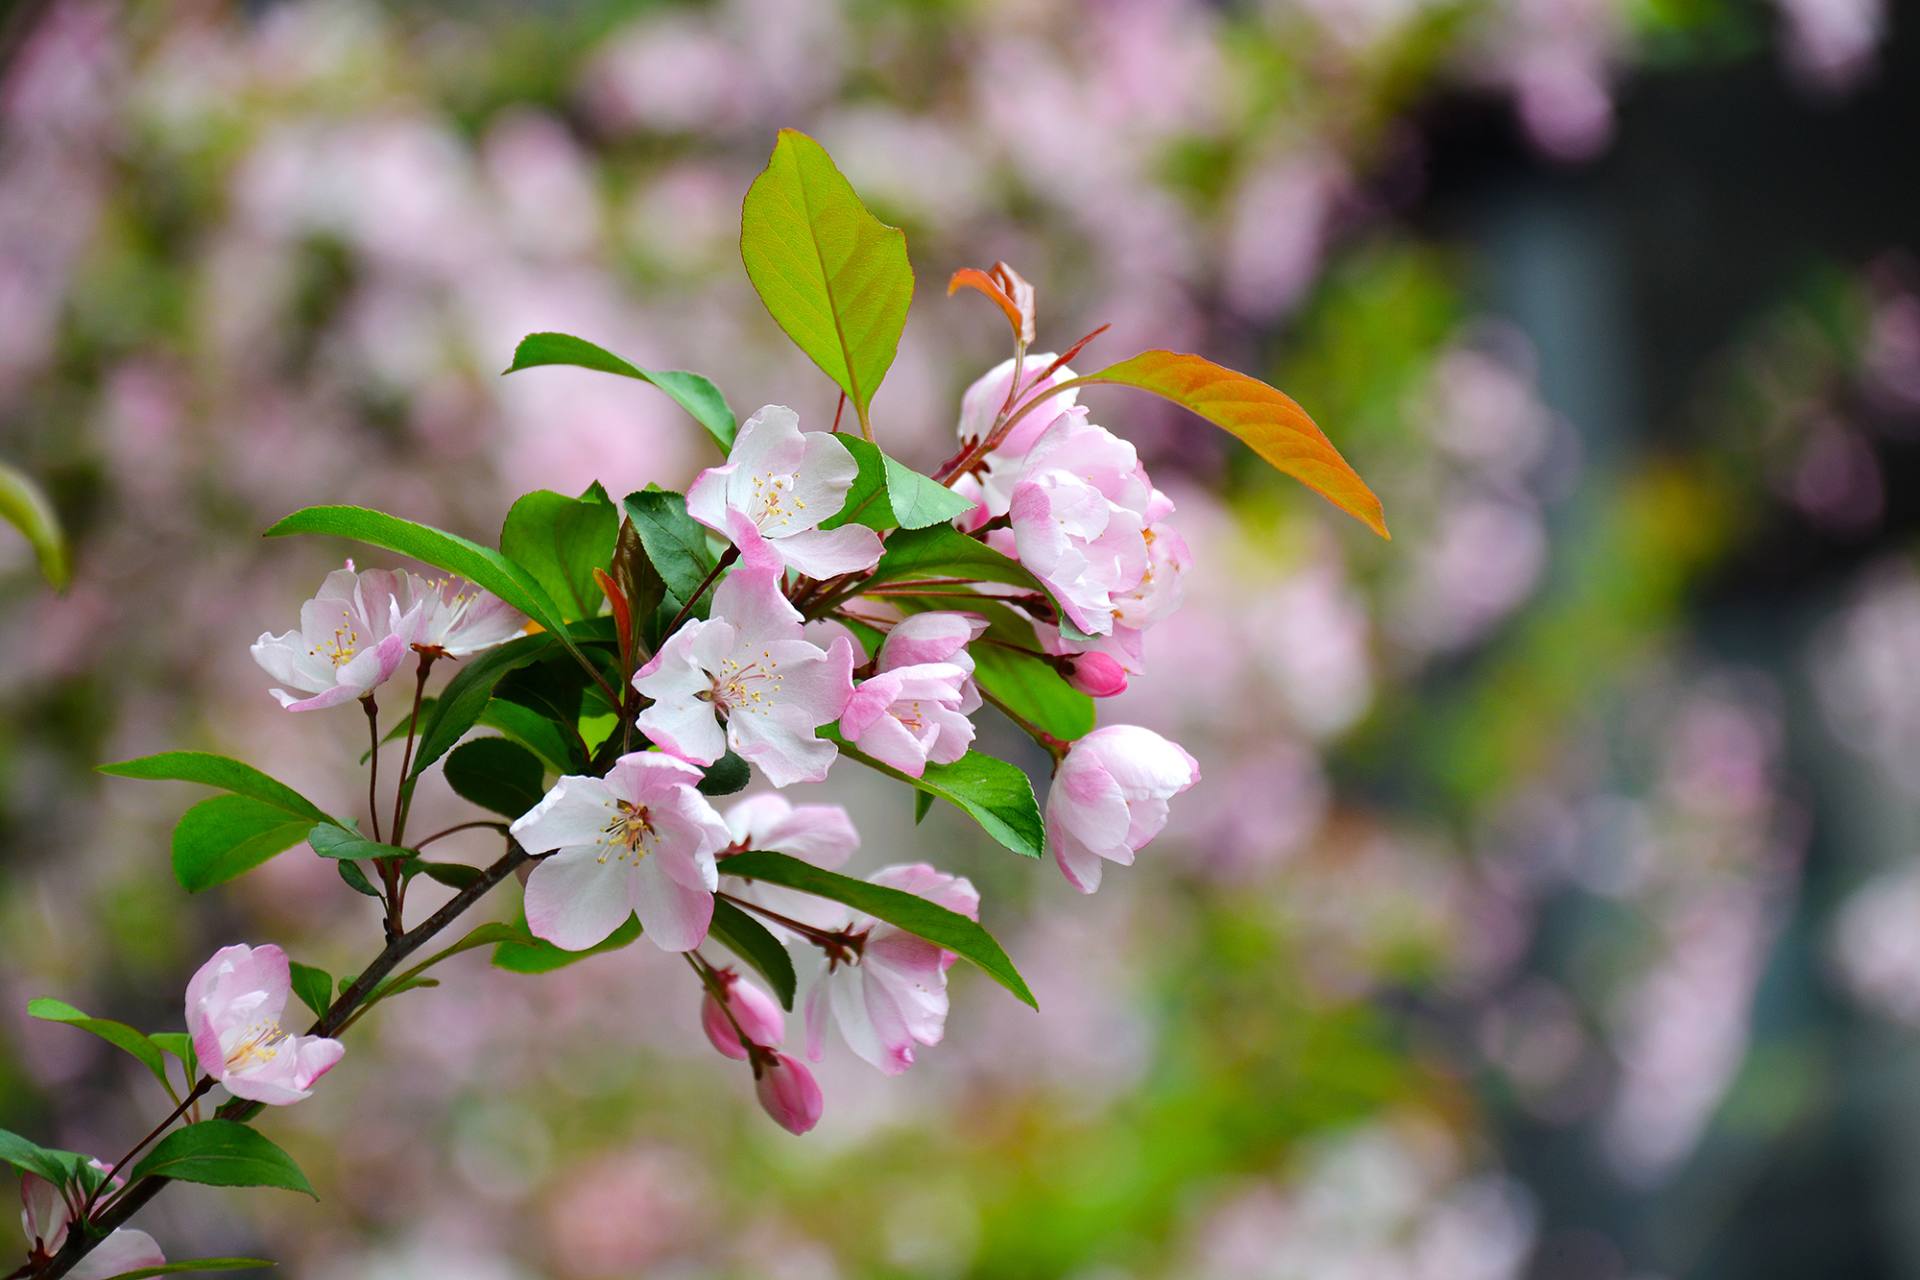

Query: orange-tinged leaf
<box><xmin>947</xmin><ymin>262</ymin><xmax>1035</xmax><ymax>344</ymax></box>
<box><xmin>1085</xmin><ymin>350</ymin><xmax>1388</xmax><ymax>539</ymax></box>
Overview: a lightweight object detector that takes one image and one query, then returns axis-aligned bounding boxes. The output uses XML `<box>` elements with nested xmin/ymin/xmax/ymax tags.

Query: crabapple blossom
<box><xmin>186</xmin><ymin>943</ymin><xmax>346</xmax><ymax>1105</ymax></box>
<box><xmin>20</xmin><ymin>1165</ymin><xmax>165</xmax><ymax>1280</ymax></box>
<box><xmin>390</xmin><ymin>572</ymin><xmax>526</xmax><ymax>655</ymax></box>
<box><xmin>1001</xmin><ymin>415</ymin><xmax>1155</xmax><ymax>636</ymax></box>
<box><xmin>955</xmin><ymin>353</ymin><xmax>1086</xmax><ymax>518</ymax></box>
<box><xmin>686</xmin><ymin>404</ymin><xmax>882</xmax><ymax>577</ymax></box>
<box><xmin>250</xmin><ymin>564</ymin><xmax>426</xmax><ymax>711</ymax></box>
<box><xmin>632</xmin><ymin>537</ymin><xmax>855</xmax><ymax>786</ymax></box>
<box><xmin>839</xmin><ymin>612</ymin><xmax>986</xmax><ymax>776</ymax></box>
<box><xmin>804</xmin><ymin>863</ymin><xmax>980</xmax><ymax>1075</ymax></box>
<box><xmin>721</xmin><ymin>792</ymin><xmax>862</xmax><ymax>935</ymax></box>
<box><xmin>510</xmin><ymin>752</ymin><xmax>732</xmax><ymax>952</ymax></box>
<box><xmin>1039</xmin><ymin>490</ymin><xmax>1191</xmax><ymax>679</ymax></box>
<box><xmin>754</xmin><ymin>1052</ymin><xmax>824</xmax><ymax>1135</ymax></box>
<box><xmin>699</xmin><ymin>967</ymin><xmax>786</xmax><ymax>1060</ymax></box>
<box><xmin>1059</xmin><ymin>650</ymin><xmax>1130</xmax><ymax>697</ymax></box>
<box><xmin>1047</xmin><ymin>725</ymin><xmax>1201</xmax><ymax>894</ymax></box>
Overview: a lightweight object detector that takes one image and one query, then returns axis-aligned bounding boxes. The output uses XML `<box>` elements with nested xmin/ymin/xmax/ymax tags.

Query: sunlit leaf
<box><xmin>500</xmin><ymin>488</ymin><xmax>619</xmax><ymax>623</ymax></box>
<box><xmin>1083</xmin><ymin>350</ymin><xmax>1387</xmax><ymax>538</ymax></box>
<box><xmin>825</xmin><ymin>728</ymin><xmax>1044</xmax><ymax>861</ymax></box>
<box><xmin>505</xmin><ymin>332</ymin><xmax>737</xmax><ymax>453</ymax></box>
<box><xmin>740</xmin><ymin>129</ymin><xmax>913</xmax><ymax>429</ymax></box>
<box><xmin>821</xmin><ymin>437</ymin><xmax>976</xmax><ymax>532</ymax></box>
<box><xmin>0</xmin><ymin>462</ymin><xmax>68</xmax><ymax>590</ymax></box>
<box><xmin>26</xmin><ymin>999</ymin><xmax>169</xmax><ymax>1090</ymax></box>
<box><xmin>172</xmin><ymin>797</ymin><xmax>313</xmax><ymax>892</ymax></box>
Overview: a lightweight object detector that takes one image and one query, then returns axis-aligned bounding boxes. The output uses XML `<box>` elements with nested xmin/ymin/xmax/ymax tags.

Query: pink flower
<box><xmin>1061</xmin><ymin>650</ymin><xmax>1129</xmax><ymax>697</ymax></box>
<box><xmin>1001</xmin><ymin>417</ymin><xmax>1154</xmax><ymax>636</ymax></box>
<box><xmin>804</xmin><ymin>864</ymin><xmax>979</xmax><ymax>1075</ymax></box>
<box><xmin>511</xmin><ymin>752</ymin><xmax>732</xmax><ymax>952</ymax></box>
<box><xmin>754</xmin><ymin>1052</ymin><xmax>824</xmax><ymax>1134</ymax></box>
<box><xmin>722</xmin><ymin>793</ymin><xmax>861</xmax><ymax>936</ymax></box>
<box><xmin>686</xmin><ymin>404</ymin><xmax>882</xmax><ymax>577</ymax></box>
<box><xmin>250</xmin><ymin>564</ymin><xmax>426</xmax><ymax>711</ymax></box>
<box><xmin>632</xmin><ymin>542</ymin><xmax>855</xmax><ymax>786</ymax></box>
<box><xmin>392</xmin><ymin>572</ymin><xmax>526</xmax><ymax>655</ymax></box>
<box><xmin>186</xmin><ymin>943</ymin><xmax>346</xmax><ymax>1106</ymax></box>
<box><xmin>20</xmin><ymin>1165</ymin><xmax>165</xmax><ymax>1280</ymax></box>
<box><xmin>1047</xmin><ymin>726</ymin><xmax>1200</xmax><ymax>894</ymax></box>
<box><xmin>956</xmin><ymin>353</ymin><xmax>1084</xmax><ymax>516</ymax></box>
<box><xmin>839</xmin><ymin>613</ymin><xmax>985</xmax><ymax>776</ymax></box>
<box><xmin>699</xmin><ymin>967</ymin><xmax>786</xmax><ymax>1060</ymax></box>
<box><xmin>1040</xmin><ymin>489</ymin><xmax>1191</xmax><ymax>678</ymax></box>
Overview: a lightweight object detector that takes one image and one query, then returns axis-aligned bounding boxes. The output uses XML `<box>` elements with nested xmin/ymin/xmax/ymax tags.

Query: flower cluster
<box><xmin>12</xmin><ymin>129</ymin><xmax>1376</xmax><ymax>1279</ymax></box>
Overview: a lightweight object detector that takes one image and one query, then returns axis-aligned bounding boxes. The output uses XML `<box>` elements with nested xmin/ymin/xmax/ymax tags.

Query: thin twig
<box><xmin>35</xmin><ymin>842</ymin><xmax>534</xmax><ymax>1280</ymax></box>
<box><xmin>361</xmin><ymin>695</ymin><xmax>383</xmax><ymax>843</ymax></box>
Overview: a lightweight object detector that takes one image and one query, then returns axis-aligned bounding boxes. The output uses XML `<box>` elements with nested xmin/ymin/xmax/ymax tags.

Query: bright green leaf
<box><xmin>409</xmin><ymin>633</ymin><xmax>554</xmax><ymax>778</ymax></box>
<box><xmin>27</xmin><ymin>998</ymin><xmax>169</xmax><ymax>1089</ymax></box>
<box><xmin>721</xmin><ymin>851</ymin><xmax>1034</xmax><ymax>1007</ymax></box>
<box><xmin>740</xmin><ymin>129</ymin><xmax>913</xmax><ymax>429</ymax></box>
<box><xmin>621</xmin><ymin>490</ymin><xmax>716</xmax><ymax>608</ymax></box>
<box><xmin>505</xmin><ymin>333</ymin><xmax>737</xmax><ymax>453</ymax></box>
<box><xmin>128</xmin><ymin>1120</ymin><xmax>315</xmax><ymax>1197</ymax></box>
<box><xmin>706</xmin><ymin>897</ymin><xmax>796</xmax><ymax>1009</ymax></box>
<box><xmin>500</xmin><ymin>489</ymin><xmax>619</xmax><ymax>623</ymax></box>
<box><xmin>172</xmin><ymin>797</ymin><xmax>314</xmax><ymax>892</ymax></box>
<box><xmin>821</xmin><ymin>437</ymin><xmax>975</xmax><ymax>532</ymax></box>
<box><xmin>0</xmin><ymin>462</ymin><xmax>68</xmax><ymax>590</ymax></box>
<box><xmin>307</xmin><ymin>823</ymin><xmax>411</xmax><ymax>862</ymax></box>
<box><xmin>263</xmin><ymin>505</ymin><xmax>571</xmax><ymax>640</ymax></box>
<box><xmin>0</xmin><ymin>1130</ymin><xmax>105</xmax><ymax>1191</ymax></box>
<box><xmin>92</xmin><ymin>1255</ymin><xmax>276</xmax><ymax>1278</ymax></box>
<box><xmin>99</xmin><ymin>753</ymin><xmax>328</xmax><ymax>821</ymax></box>
<box><xmin>287</xmin><ymin>964</ymin><xmax>332</xmax><ymax>1021</ymax></box>
<box><xmin>827</xmin><ymin>728</ymin><xmax>1044</xmax><ymax>860</ymax></box>
<box><xmin>443</xmin><ymin>737</ymin><xmax>546</xmax><ymax>818</ymax></box>
<box><xmin>492</xmin><ymin>914</ymin><xmax>642</xmax><ymax>974</ymax></box>
<box><xmin>479</xmin><ymin>698</ymin><xmax>583</xmax><ymax>773</ymax></box>
<box><xmin>971</xmin><ymin>641</ymin><xmax>1094</xmax><ymax>741</ymax></box>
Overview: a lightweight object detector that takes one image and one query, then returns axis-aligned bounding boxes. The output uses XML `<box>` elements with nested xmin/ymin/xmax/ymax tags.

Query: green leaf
<box><xmin>409</xmin><ymin>633</ymin><xmax>554</xmax><ymax>778</ymax></box>
<box><xmin>92</xmin><ymin>1255</ymin><xmax>276</xmax><ymax>1278</ymax></box>
<box><xmin>740</xmin><ymin>129</ymin><xmax>913</xmax><ymax>429</ymax></box>
<box><xmin>307</xmin><ymin>823</ymin><xmax>411</xmax><ymax>862</ymax></box>
<box><xmin>505</xmin><ymin>333</ymin><xmax>737</xmax><ymax>453</ymax></box>
<box><xmin>971</xmin><ymin>642</ymin><xmax>1094</xmax><ymax>741</ymax></box>
<box><xmin>172</xmin><ymin>797</ymin><xmax>314</xmax><ymax>892</ymax></box>
<box><xmin>913</xmin><ymin>790</ymin><xmax>933</xmax><ymax>824</ymax></box>
<box><xmin>491</xmin><ymin>914</ymin><xmax>643</xmax><ymax>973</ymax></box>
<box><xmin>696</xmin><ymin>751</ymin><xmax>751</xmax><ymax>797</ymax></box>
<box><xmin>820</xmin><ymin>437</ymin><xmax>975</xmax><ymax>532</ymax></box>
<box><xmin>128</xmin><ymin>1120</ymin><xmax>315</xmax><ymax>1197</ymax></box>
<box><xmin>27</xmin><ymin>998</ymin><xmax>169</xmax><ymax>1089</ymax></box>
<box><xmin>414</xmin><ymin>860</ymin><xmax>485</xmax><ymax>889</ymax></box>
<box><xmin>721</xmin><ymin>851</ymin><xmax>1034</xmax><ymax>1007</ymax></box>
<box><xmin>500</xmin><ymin>489</ymin><xmax>619</xmax><ymax>623</ymax></box>
<box><xmin>621</xmin><ymin>490</ymin><xmax>715</xmax><ymax>607</ymax></box>
<box><xmin>335</xmin><ymin>860</ymin><xmax>381</xmax><ymax>898</ymax></box>
<box><xmin>263</xmin><ymin>505</ymin><xmax>571</xmax><ymax>640</ymax></box>
<box><xmin>99</xmin><ymin>753</ymin><xmax>328</xmax><ymax>821</ymax></box>
<box><xmin>0</xmin><ymin>1130</ymin><xmax>104</xmax><ymax>1190</ymax></box>
<box><xmin>443</xmin><ymin>737</ymin><xmax>546</xmax><ymax>818</ymax></box>
<box><xmin>149</xmin><ymin>1032</ymin><xmax>194</xmax><ymax>1065</ymax></box>
<box><xmin>1082</xmin><ymin>350</ymin><xmax>1387</xmax><ymax>538</ymax></box>
<box><xmin>827</xmin><ymin>728</ymin><xmax>1044</xmax><ymax>860</ymax></box>
<box><xmin>479</xmin><ymin>698</ymin><xmax>584</xmax><ymax>773</ymax></box>
<box><xmin>861</xmin><ymin>526</ymin><xmax>1079</xmax><ymax>636</ymax></box>
<box><xmin>706</xmin><ymin>897</ymin><xmax>796</xmax><ymax>1009</ymax></box>
<box><xmin>0</xmin><ymin>462</ymin><xmax>68</xmax><ymax>590</ymax></box>
<box><xmin>287</xmin><ymin>964</ymin><xmax>332</xmax><ymax>1020</ymax></box>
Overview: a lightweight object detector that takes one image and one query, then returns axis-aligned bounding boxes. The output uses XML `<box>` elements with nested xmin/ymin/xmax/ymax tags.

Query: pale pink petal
<box><xmin>524</xmin><ymin>846</ymin><xmax>638</xmax><ymax>950</ymax></box>
<box><xmin>628</xmin><ymin>855</ymin><xmax>713</xmax><ymax>952</ymax></box>
<box><xmin>775</xmin><ymin>524</ymin><xmax>882</xmax><ymax>577</ymax></box>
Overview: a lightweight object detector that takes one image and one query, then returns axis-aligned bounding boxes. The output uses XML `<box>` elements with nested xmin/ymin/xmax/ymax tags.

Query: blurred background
<box><xmin>1</xmin><ymin>0</ymin><xmax>1916</xmax><ymax>1276</ymax></box>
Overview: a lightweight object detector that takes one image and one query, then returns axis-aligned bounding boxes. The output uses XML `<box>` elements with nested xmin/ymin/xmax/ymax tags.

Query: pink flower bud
<box><xmin>700</xmin><ymin>972</ymin><xmax>785</xmax><ymax>1060</ymax></box>
<box><xmin>755</xmin><ymin>1053</ymin><xmax>824</xmax><ymax>1135</ymax></box>
<box><xmin>1064</xmin><ymin>652</ymin><xmax>1129</xmax><ymax>697</ymax></box>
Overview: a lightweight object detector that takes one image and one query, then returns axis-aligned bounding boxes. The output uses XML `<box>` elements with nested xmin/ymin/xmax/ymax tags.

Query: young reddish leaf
<box><xmin>1084</xmin><ymin>350</ymin><xmax>1388</xmax><ymax>539</ymax></box>
<box><xmin>947</xmin><ymin>262</ymin><xmax>1035</xmax><ymax>345</ymax></box>
<box><xmin>1039</xmin><ymin>323</ymin><xmax>1109</xmax><ymax>380</ymax></box>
